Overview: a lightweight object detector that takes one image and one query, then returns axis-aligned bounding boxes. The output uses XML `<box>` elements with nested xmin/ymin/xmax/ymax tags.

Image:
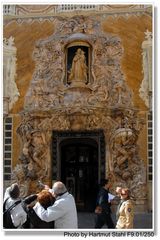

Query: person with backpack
<box><xmin>3</xmin><ymin>183</ymin><xmax>28</xmax><ymax>229</ymax></box>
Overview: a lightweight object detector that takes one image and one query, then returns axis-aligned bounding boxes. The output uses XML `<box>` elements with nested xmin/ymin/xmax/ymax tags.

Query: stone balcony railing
<box><xmin>3</xmin><ymin>5</ymin><xmax>16</xmax><ymax>15</ymax></box>
<box><xmin>3</xmin><ymin>4</ymin><xmax>152</xmax><ymax>17</ymax></box>
<box><xmin>56</xmin><ymin>4</ymin><xmax>98</xmax><ymax>12</ymax></box>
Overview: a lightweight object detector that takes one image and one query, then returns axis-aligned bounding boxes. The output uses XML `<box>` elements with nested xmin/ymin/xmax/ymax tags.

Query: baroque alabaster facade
<box><xmin>3</xmin><ymin>4</ymin><xmax>152</xmax><ymax>212</ymax></box>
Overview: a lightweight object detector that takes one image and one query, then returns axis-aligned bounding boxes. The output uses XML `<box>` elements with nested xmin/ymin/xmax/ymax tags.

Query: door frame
<box><xmin>52</xmin><ymin>129</ymin><xmax>106</xmax><ymax>184</ymax></box>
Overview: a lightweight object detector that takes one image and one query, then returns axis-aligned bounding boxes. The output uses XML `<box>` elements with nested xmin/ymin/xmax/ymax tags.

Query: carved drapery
<box><xmin>12</xmin><ymin>16</ymin><xmax>147</xmax><ymax>201</ymax></box>
<box><xmin>3</xmin><ymin>37</ymin><xmax>20</xmax><ymax>115</ymax></box>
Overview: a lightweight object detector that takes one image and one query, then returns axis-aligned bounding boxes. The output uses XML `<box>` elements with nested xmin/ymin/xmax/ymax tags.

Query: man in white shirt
<box><xmin>33</xmin><ymin>181</ymin><xmax>78</xmax><ymax>229</ymax></box>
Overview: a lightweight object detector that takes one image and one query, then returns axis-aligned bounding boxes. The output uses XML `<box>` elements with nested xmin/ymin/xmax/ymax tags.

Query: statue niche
<box><xmin>66</xmin><ymin>43</ymin><xmax>90</xmax><ymax>87</ymax></box>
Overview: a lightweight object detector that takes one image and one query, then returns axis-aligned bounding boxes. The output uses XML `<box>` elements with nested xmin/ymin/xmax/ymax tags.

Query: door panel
<box><xmin>61</xmin><ymin>140</ymin><xmax>98</xmax><ymax>212</ymax></box>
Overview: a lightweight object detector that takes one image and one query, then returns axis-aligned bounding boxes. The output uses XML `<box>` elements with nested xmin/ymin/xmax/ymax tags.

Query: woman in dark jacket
<box><xmin>94</xmin><ymin>179</ymin><xmax>115</xmax><ymax>229</ymax></box>
<box><xmin>22</xmin><ymin>190</ymin><xmax>55</xmax><ymax>229</ymax></box>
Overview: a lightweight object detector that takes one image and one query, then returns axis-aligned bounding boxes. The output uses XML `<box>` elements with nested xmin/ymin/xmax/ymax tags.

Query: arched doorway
<box><xmin>52</xmin><ymin>130</ymin><xmax>106</xmax><ymax>212</ymax></box>
<box><xmin>60</xmin><ymin>138</ymin><xmax>98</xmax><ymax>212</ymax></box>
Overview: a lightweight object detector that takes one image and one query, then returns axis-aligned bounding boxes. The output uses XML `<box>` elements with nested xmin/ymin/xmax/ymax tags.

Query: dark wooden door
<box><xmin>61</xmin><ymin>139</ymin><xmax>98</xmax><ymax>212</ymax></box>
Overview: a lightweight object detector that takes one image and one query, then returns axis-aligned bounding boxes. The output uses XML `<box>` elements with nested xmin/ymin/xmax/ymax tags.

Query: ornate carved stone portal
<box><xmin>13</xmin><ymin>15</ymin><xmax>147</xmax><ymax>204</ymax></box>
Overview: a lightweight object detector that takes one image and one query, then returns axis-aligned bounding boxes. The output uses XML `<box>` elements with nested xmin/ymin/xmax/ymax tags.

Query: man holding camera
<box><xmin>33</xmin><ymin>181</ymin><xmax>78</xmax><ymax>229</ymax></box>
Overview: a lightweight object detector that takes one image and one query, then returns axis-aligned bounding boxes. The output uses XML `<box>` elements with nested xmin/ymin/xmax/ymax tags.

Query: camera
<box><xmin>37</xmin><ymin>180</ymin><xmax>45</xmax><ymax>188</ymax></box>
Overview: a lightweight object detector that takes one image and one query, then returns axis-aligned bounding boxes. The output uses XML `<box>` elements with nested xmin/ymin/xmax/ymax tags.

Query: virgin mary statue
<box><xmin>68</xmin><ymin>48</ymin><xmax>88</xmax><ymax>84</ymax></box>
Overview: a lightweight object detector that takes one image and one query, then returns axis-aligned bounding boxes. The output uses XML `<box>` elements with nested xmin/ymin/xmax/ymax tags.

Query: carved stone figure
<box><xmin>11</xmin><ymin>164</ymin><xmax>29</xmax><ymax>196</ymax></box>
<box><xmin>68</xmin><ymin>48</ymin><xmax>88</xmax><ymax>85</ymax></box>
<box><xmin>73</xmin><ymin>16</ymin><xmax>87</xmax><ymax>33</ymax></box>
<box><xmin>109</xmin><ymin>127</ymin><xmax>146</xmax><ymax>199</ymax></box>
<box><xmin>29</xmin><ymin>131</ymin><xmax>48</xmax><ymax>179</ymax></box>
<box><xmin>139</xmin><ymin>30</ymin><xmax>152</xmax><ymax>108</ymax></box>
<box><xmin>88</xmin><ymin>80</ymin><xmax>109</xmax><ymax>105</ymax></box>
<box><xmin>113</xmin><ymin>132</ymin><xmax>136</xmax><ymax>177</ymax></box>
<box><xmin>3</xmin><ymin>37</ymin><xmax>20</xmax><ymax>114</ymax></box>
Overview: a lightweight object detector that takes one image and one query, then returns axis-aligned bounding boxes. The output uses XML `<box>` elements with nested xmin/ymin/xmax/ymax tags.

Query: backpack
<box><xmin>3</xmin><ymin>198</ymin><xmax>21</xmax><ymax>229</ymax></box>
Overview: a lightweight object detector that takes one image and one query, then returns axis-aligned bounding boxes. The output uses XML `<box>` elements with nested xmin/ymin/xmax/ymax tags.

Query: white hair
<box><xmin>52</xmin><ymin>181</ymin><xmax>67</xmax><ymax>195</ymax></box>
